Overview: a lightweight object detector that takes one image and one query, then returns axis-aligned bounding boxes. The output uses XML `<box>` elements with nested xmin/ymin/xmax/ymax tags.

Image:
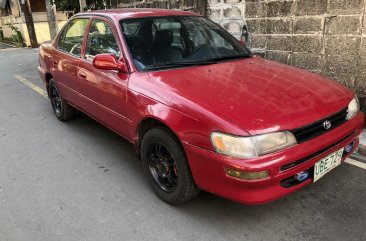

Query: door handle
<box><xmin>79</xmin><ymin>72</ymin><xmax>87</xmax><ymax>78</ymax></box>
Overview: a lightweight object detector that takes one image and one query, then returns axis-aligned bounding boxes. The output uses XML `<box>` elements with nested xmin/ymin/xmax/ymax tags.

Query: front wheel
<box><xmin>49</xmin><ymin>79</ymin><xmax>76</xmax><ymax>121</ymax></box>
<box><xmin>141</xmin><ymin>127</ymin><xmax>199</xmax><ymax>205</ymax></box>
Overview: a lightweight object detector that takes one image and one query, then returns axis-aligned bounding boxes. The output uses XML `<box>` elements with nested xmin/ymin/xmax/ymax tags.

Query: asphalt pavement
<box><xmin>0</xmin><ymin>48</ymin><xmax>365</xmax><ymax>241</ymax></box>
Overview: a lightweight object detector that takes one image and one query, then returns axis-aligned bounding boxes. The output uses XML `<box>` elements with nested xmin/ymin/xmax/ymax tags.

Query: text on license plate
<box><xmin>313</xmin><ymin>148</ymin><xmax>344</xmax><ymax>183</ymax></box>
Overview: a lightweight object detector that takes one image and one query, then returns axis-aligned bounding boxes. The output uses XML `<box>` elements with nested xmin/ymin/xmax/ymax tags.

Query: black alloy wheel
<box><xmin>147</xmin><ymin>142</ymin><xmax>178</xmax><ymax>193</ymax></box>
<box><xmin>50</xmin><ymin>84</ymin><xmax>62</xmax><ymax>116</ymax></box>
<box><xmin>141</xmin><ymin>127</ymin><xmax>199</xmax><ymax>205</ymax></box>
<box><xmin>48</xmin><ymin>79</ymin><xmax>76</xmax><ymax>121</ymax></box>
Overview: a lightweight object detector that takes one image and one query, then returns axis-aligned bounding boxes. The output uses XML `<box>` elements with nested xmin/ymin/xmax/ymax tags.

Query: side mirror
<box><xmin>93</xmin><ymin>54</ymin><xmax>128</xmax><ymax>73</ymax></box>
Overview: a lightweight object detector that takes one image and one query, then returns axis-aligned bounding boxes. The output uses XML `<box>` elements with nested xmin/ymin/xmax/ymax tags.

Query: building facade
<box><xmin>0</xmin><ymin>0</ymin><xmax>67</xmax><ymax>46</ymax></box>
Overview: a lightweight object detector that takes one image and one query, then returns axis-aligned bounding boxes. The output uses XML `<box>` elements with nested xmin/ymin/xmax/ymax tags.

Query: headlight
<box><xmin>211</xmin><ymin>131</ymin><xmax>297</xmax><ymax>159</ymax></box>
<box><xmin>211</xmin><ymin>132</ymin><xmax>257</xmax><ymax>158</ymax></box>
<box><xmin>252</xmin><ymin>131</ymin><xmax>297</xmax><ymax>155</ymax></box>
<box><xmin>346</xmin><ymin>96</ymin><xmax>360</xmax><ymax>120</ymax></box>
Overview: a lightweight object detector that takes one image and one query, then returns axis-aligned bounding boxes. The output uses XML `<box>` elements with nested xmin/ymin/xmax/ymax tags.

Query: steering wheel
<box><xmin>70</xmin><ymin>43</ymin><xmax>81</xmax><ymax>55</ymax></box>
<box><xmin>192</xmin><ymin>44</ymin><xmax>208</xmax><ymax>54</ymax></box>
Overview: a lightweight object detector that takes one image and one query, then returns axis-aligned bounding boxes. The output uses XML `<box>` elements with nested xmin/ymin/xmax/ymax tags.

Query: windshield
<box><xmin>120</xmin><ymin>16</ymin><xmax>252</xmax><ymax>71</ymax></box>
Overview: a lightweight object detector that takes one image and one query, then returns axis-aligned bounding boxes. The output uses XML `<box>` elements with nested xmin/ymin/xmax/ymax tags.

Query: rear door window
<box><xmin>58</xmin><ymin>18</ymin><xmax>89</xmax><ymax>57</ymax></box>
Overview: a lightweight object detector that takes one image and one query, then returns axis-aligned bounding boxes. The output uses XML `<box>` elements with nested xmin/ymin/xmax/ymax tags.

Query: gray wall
<box><xmin>209</xmin><ymin>0</ymin><xmax>366</xmax><ymax>109</ymax></box>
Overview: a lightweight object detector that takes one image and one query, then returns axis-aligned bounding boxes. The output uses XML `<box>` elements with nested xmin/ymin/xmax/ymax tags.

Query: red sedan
<box><xmin>38</xmin><ymin>9</ymin><xmax>364</xmax><ymax>205</ymax></box>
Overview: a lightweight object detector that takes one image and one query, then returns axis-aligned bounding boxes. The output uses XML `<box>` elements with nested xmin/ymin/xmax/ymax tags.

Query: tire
<box><xmin>141</xmin><ymin>127</ymin><xmax>199</xmax><ymax>205</ymax></box>
<box><xmin>48</xmin><ymin>79</ymin><xmax>76</xmax><ymax>121</ymax></box>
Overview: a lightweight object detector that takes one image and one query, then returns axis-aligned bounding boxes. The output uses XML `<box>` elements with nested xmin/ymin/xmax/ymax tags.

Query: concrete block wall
<box><xmin>208</xmin><ymin>0</ymin><xmax>366</xmax><ymax>107</ymax></box>
<box><xmin>208</xmin><ymin>0</ymin><xmax>246</xmax><ymax>39</ymax></box>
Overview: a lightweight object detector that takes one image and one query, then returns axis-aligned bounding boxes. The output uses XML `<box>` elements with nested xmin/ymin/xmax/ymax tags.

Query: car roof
<box><xmin>75</xmin><ymin>8</ymin><xmax>200</xmax><ymax>21</ymax></box>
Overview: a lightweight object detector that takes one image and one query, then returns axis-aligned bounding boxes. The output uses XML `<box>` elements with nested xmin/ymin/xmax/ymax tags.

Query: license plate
<box><xmin>313</xmin><ymin>148</ymin><xmax>344</xmax><ymax>183</ymax></box>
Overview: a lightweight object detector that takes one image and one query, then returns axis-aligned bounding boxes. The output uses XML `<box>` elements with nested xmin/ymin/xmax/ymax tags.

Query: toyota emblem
<box><xmin>323</xmin><ymin>120</ymin><xmax>331</xmax><ymax>130</ymax></box>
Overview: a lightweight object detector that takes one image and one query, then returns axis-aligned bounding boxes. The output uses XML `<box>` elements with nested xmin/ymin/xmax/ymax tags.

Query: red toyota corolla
<box><xmin>38</xmin><ymin>9</ymin><xmax>364</xmax><ymax>205</ymax></box>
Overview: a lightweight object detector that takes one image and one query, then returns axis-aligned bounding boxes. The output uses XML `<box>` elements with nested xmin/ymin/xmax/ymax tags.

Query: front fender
<box><xmin>127</xmin><ymin>84</ymin><xmax>249</xmax><ymax>151</ymax></box>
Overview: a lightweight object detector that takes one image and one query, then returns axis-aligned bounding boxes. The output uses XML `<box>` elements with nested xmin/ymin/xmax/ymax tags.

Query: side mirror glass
<box><xmin>93</xmin><ymin>54</ymin><xmax>128</xmax><ymax>73</ymax></box>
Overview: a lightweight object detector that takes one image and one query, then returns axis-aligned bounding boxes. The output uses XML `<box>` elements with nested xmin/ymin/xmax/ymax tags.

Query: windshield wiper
<box><xmin>142</xmin><ymin>54</ymin><xmax>251</xmax><ymax>71</ymax></box>
<box><xmin>207</xmin><ymin>54</ymin><xmax>252</xmax><ymax>62</ymax></box>
<box><xmin>143</xmin><ymin>60</ymin><xmax>218</xmax><ymax>71</ymax></box>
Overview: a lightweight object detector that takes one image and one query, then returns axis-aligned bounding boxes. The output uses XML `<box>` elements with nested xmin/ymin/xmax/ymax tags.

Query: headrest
<box><xmin>126</xmin><ymin>35</ymin><xmax>145</xmax><ymax>48</ymax></box>
<box><xmin>154</xmin><ymin>30</ymin><xmax>173</xmax><ymax>47</ymax></box>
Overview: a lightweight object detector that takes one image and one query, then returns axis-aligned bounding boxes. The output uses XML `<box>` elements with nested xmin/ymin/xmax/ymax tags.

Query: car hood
<box><xmin>147</xmin><ymin>57</ymin><xmax>353</xmax><ymax>135</ymax></box>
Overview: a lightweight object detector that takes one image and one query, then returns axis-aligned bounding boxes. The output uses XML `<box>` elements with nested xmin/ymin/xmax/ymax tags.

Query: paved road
<box><xmin>0</xmin><ymin>48</ymin><xmax>366</xmax><ymax>241</ymax></box>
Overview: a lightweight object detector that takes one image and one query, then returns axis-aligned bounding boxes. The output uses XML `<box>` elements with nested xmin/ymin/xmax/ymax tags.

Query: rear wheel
<box><xmin>49</xmin><ymin>79</ymin><xmax>76</xmax><ymax>121</ymax></box>
<box><xmin>141</xmin><ymin>127</ymin><xmax>199</xmax><ymax>205</ymax></box>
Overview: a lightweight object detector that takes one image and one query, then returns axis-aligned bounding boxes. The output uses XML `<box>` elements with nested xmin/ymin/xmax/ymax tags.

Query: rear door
<box><xmin>77</xmin><ymin>17</ymin><xmax>130</xmax><ymax>137</ymax></box>
<box><xmin>53</xmin><ymin>17</ymin><xmax>90</xmax><ymax>109</ymax></box>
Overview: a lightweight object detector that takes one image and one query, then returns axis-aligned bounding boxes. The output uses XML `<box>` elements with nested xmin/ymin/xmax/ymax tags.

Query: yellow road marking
<box><xmin>14</xmin><ymin>75</ymin><xmax>48</xmax><ymax>99</ymax></box>
<box><xmin>345</xmin><ymin>158</ymin><xmax>366</xmax><ymax>170</ymax></box>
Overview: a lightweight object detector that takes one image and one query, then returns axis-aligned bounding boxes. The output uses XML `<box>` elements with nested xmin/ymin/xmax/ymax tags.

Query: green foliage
<box><xmin>54</xmin><ymin>0</ymin><xmax>79</xmax><ymax>15</ymax></box>
<box><xmin>5</xmin><ymin>24</ymin><xmax>25</xmax><ymax>47</ymax></box>
<box><xmin>11</xmin><ymin>34</ymin><xmax>18</xmax><ymax>42</ymax></box>
<box><xmin>54</xmin><ymin>0</ymin><xmax>113</xmax><ymax>16</ymax></box>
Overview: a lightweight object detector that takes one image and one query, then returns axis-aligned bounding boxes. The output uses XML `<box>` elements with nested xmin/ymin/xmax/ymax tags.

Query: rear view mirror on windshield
<box><xmin>159</xmin><ymin>22</ymin><xmax>181</xmax><ymax>30</ymax></box>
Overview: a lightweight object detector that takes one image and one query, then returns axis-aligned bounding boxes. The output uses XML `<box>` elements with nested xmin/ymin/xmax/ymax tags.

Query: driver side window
<box><xmin>58</xmin><ymin>18</ymin><xmax>89</xmax><ymax>57</ymax></box>
<box><xmin>85</xmin><ymin>19</ymin><xmax>120</xmax><ymax>61</ymax></box>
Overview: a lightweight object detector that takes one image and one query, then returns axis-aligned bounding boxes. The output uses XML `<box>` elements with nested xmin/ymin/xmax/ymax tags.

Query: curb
<box><xmin>358</xmin><ymin>143</ymin><xmax>366</xmax><ymax>156</ymax></box>
<box><xmin>0</xmin><ymin>44</ymin><xmax>34</xmax><ymax>51</ymax></box>
<box><xmin>0</xmin><ymin>41</ymin><xmax>18</xmax><ymax>48</ymax></box>
<box><xmin>357</xmin><ymin>129</ymin><xmax>366</xmax><ymax>156</ymax></box>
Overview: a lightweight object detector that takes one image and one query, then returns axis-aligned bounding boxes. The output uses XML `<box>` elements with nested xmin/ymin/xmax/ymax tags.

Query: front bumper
<box><xmin>183</xmin><ymin>112</ymin><xmax>364</xmax><ymax>205</ymax></box>
<box><xmin>37</xmin><ymin>65</ymin><xmax>47</xmax><ymax>84</ymax></box>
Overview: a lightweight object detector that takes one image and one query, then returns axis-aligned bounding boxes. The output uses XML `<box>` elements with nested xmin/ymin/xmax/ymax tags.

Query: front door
<box><xmin>77</xmin><ymin>17</ymin><xmax>130</xmax><ymax>137</ymax></box>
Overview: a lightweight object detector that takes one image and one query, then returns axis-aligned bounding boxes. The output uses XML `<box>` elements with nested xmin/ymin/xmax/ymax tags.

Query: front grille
<box><xmin>292</xmin><ymin>108</ymin><xmax>348</xmax><ymax>143</ymax></box>
<box><xmin>280</xmin><ymin>137</ymin><xmax>356</xmax><ymax>188</ymax></box>
<box><xmin>280</xmin><ymin>131</ymin><xmax>354</xmax><ymax>171</ymax></box>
